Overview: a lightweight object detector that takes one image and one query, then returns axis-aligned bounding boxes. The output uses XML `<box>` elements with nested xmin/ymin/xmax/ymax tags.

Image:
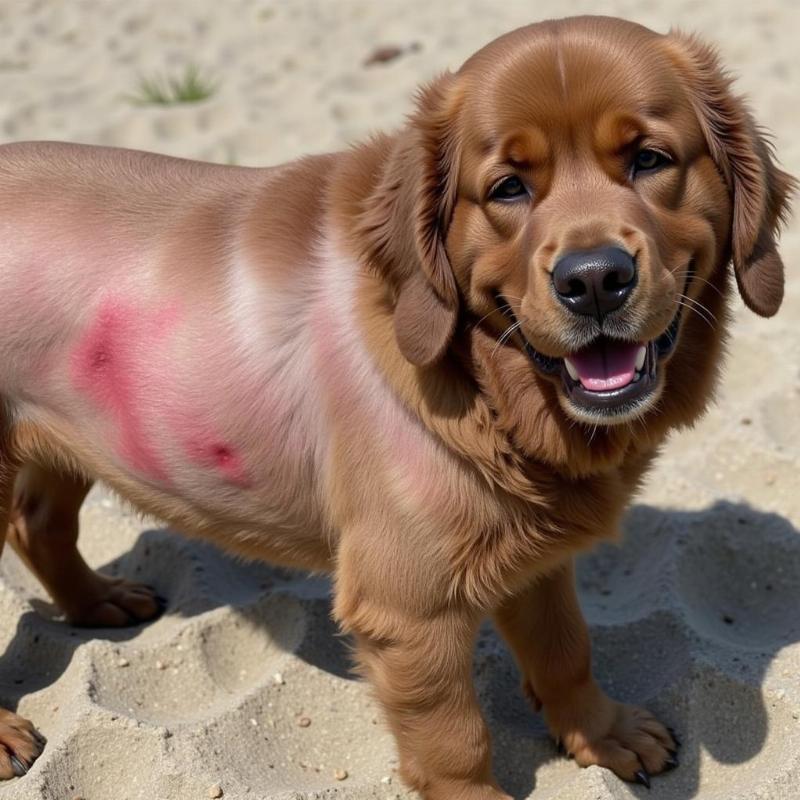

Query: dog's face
<box><xmin>362</xmin><ymin>17</ymin><xmax>793</xmax><ymax>430</ymax></box>
<box><xmin>448</xmin><ymin>20</ymin><xmax>736</xmax><ymax>426</ymax></box>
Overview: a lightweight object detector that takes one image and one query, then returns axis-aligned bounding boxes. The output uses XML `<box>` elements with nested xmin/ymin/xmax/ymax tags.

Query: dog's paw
<box><xmin>66</xmin><ymin>574</ymin><xmax>163</xmax><ymax>627</ymax></box>
<box><xmin>549</xmin><ymin>689</ymin><xmax>679</xmax><ymax>786</ymax></box>
<box><xmin>0</xmin><ymin>709</ymin><xmax>45</xmax><ymax>779</ymax></box>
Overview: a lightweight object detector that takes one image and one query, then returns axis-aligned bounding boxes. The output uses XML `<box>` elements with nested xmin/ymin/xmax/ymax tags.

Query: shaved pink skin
<box><xmin>70</xmin><ymin>298</ymin><xmax>177</xmax><ymax>483</ymax></box>
<box><xmin>68</xmin><ymin>297</ymin><xmax>252</xmax><ymax>489</ymax></box>
<box><xmin>0</xmin><ymin>142</ymin><xmax>449</xmax><ymax>566</ymax></box>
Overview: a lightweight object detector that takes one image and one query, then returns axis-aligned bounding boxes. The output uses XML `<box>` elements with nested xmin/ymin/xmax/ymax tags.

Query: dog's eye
<box><xmin>489</xmin><ymin>176</ymin><xmax>529</xmax><ymax>201</ymax></box>
<box><xmin>632</xmin><ymin>149</ymin><xmax>671</xmax><ymax>175</ymax></box>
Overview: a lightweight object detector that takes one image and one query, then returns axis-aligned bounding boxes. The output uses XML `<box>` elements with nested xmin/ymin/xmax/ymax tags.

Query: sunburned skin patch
<box><xmin>70</xmin><ymin>297</ymin><xmax>178</xmax><ymax>483</ymax></box>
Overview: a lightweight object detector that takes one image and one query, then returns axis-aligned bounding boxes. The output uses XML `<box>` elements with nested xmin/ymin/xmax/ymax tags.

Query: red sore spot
<box><xmin>70</xmin><ymin>298</ymin><xmax>173</xmax><ymax>483</ymax></box>
<box><xmin>89</xmin><ymin>344</ymin><xmax>112</xmax><ymax>371</ymax></box>
<box><xmin>185</xmin><ymin>438</ymin><xmax>251</xmax><ymax>488</ymax></box>
<box><xmin>72</xmin><ymin>304</ymin><xmax>126</xmax><ymax>406</ymax></box>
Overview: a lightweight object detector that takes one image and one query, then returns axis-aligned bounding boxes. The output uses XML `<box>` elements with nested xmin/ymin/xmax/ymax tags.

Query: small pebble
<box><xmin>273</xmin><ymin>672</ymin><xmax>284</xmax><ymax>685</ymax></box>
<box><xmin>116</xmin><ymin>657</ymin><xmax>130</xmax><ymax>668</ymax></box>
<box><xmin>297</xmin><ymin>716</ymin><xmax>311</xmax><ymax>728</ymax></box>
<box><xmin>208</xmin><ymin>784</ymin><xmax>223</xmax><ymax>798</ymax></box>
<box><xmin>334</xmin><ymin>768</ymin><xmax>348</xmax><ymax>781</ymax></box>
<box><xmin>156</xmin><ymin>660</ymin><xmax>167</xmax><ymax>670</ymax></box>
<box><xmin>364</xmin><ymin>45</ymin><xmax>404</xmax><ymax>66</ymax></box>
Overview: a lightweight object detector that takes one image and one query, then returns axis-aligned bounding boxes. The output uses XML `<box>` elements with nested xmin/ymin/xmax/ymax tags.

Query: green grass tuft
<box><xmin>127</xmin><ymin>64</ymin><xmax>217</xmax><ymax>106</ymax></box>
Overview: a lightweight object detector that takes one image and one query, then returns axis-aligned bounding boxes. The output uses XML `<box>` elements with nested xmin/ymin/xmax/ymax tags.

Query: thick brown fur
<box><xmin>0</xmin><ymin>16</ymin><xmax>793</xmax><ymax>797</ymax></box>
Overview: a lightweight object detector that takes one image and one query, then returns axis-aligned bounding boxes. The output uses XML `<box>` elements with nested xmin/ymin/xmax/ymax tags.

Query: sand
<box><xmin>0</xmin><ymin>1</ymin><xmax>797</xmax><ymax>798</ymax></box>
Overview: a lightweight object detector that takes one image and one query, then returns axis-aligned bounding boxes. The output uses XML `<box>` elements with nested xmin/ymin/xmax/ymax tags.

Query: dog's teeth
<box><xmin>564</xmin><ymin>358</ymin><xmax>580</xmax><ymax>381</ymax></box>
<box><xmin>635</xmin><ymin>345</ymin><xmax>647</xmax><ymax>371</ymax></box>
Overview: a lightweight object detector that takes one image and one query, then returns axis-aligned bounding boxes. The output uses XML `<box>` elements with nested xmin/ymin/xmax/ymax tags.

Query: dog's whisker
<box><xmin>498</xmin><ymin>320</ymin><xmax>522</xmax><ymax>344</ymax></box>
<box><xmin>676</xmin><ymin>297</ymin><xmax>716</xmax><ymax>325</ymax></box>
<box><xmin>491</xmin><ymin>320</ymin><xmax>523</xmax><ymax>358</ymax></box>
<box><xmin>673</xmin><ymin>271</ymin><xmax>724</xmax><ymax>298</ymax></box>
<box><xmin>676</xmin><ymin>303</ymin><xmax>715</xmax><ymax>330</ymax></box>
<box><xmin>676</xmin><ymin>302</ymin><xmax>715</xmax><ymax>330</ymax></box>
<box><xmin>474</xmin><ymin>305</ymin><xmax>511</xmax><ymax>328</ymax></box>
<box><xmin>677</xmin><ymin>292</ymin><xmax>717</xmax><ymax>322</ymax></box>
<box><xmin>674</xmin><ymin>300</ymin><xmax>715</xmax><ymax>330</ymax></box>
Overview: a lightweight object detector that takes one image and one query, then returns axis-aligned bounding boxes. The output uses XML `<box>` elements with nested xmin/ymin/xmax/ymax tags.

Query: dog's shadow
<box><xmin>0</xmin><ymin>500</ymin><xmax>797</xmax><ymax>799</ymax></box>
<box><xmin>481</xmin><ymin>501</ymin><xmax>800</xmax><ymax>798</ymax></box>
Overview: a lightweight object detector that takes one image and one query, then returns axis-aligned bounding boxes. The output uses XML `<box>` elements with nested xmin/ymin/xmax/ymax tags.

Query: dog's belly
<box><xmin>1</xmin><ymin>241</ymin><xmax>331</xmax><ymax>568</ymax></box>
<box><xmin>10</xmin><ymin>281</ymin><xmax>331</xmax><ymax>562</ymax></box>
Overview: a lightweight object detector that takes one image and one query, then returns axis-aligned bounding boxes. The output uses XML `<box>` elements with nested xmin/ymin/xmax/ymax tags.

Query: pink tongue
<box><xmin>568</xmin><ymin>340</ymin><xmax>641</xmax><ymax>392</ymax></box>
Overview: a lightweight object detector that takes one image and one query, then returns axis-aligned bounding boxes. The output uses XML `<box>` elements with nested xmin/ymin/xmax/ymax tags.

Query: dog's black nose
<box><xmin>552</xmin><ymin>246</ymin><xmax>637</xmax><ymax>320</ymax></box>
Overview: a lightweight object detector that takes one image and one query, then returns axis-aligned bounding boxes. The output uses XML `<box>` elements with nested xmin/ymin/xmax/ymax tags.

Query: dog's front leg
<box><xmin>494</xmin><ymin>558</ymin><xmax>679</xmax><ymax>786</ymax></box>
<box><xmin>335</xmin><ymin>572</ymin><xmax>511</xmax><ymax>799</ymax></box>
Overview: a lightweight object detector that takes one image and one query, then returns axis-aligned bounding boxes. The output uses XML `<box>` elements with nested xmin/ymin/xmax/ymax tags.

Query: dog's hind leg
<box><xmin>7</xmin><ymin>461</ymin><xmax>160</xmax><ymax>627</ymax></box>
<box><xmin>0</xmin><ymin>406</ymin><xmax>46</xmax><ymax>778</ymax></box>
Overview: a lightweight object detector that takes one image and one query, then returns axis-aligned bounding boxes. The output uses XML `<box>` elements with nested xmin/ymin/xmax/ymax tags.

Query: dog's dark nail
<box><xmin>555</xmin><ymin>737</ymin><xmax>565</xmax><ymax>754</ymax></box>
<box><xmin>667</xmin><ymin>727</ymin><xmax>681</xmax><ymax>747</ymax></box>
<box><xmin>664</xmin><ymin>754</ymin><xmax>679</xmax><ymax>770</ymax></box>
<box><xmin>635</xmin><ymin>769</ymin><xmax>651</xmax><ymax>789</ymax></box>
<box><xmin>10</xmin><ymin>754</ymin><xmax>28</xmax><ymax>776</ymax></box>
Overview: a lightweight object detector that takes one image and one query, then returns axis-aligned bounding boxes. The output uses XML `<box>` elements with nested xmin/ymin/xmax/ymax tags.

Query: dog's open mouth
<box><xmin>495</xmin><ymin>296</ymin><xmax>682</xmax><ymax>419</ymax></box>
<box><xmin>559</xmin><ymin>327</ymin><xmax>678</xmax><ymax>414</ymax></box>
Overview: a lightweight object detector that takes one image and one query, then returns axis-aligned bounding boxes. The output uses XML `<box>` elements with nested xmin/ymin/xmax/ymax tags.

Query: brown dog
<box><xmin>0</xmin><ymin>15</ymin><xmax>793</xmax><ymax>798</ymax></box>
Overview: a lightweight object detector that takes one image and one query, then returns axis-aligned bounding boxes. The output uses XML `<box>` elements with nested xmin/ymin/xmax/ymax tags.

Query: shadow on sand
<box><xmin>0</xmin><ymin>500</ymin><xmax>797</xmax><ymax>798</ymax></box>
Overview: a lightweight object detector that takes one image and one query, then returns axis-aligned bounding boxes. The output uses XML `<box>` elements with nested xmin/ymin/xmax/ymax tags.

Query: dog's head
<box><xmin>361</xmin><ymin>16</ymin><xmax>794</xmax><ymax>429</ymax></box>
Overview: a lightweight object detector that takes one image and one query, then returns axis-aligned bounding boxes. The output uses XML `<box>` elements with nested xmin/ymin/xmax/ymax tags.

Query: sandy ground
<box><xmin>0</xmin><ymin>1</ymin><xmax>798</xmax><ymax>798</ymax></box>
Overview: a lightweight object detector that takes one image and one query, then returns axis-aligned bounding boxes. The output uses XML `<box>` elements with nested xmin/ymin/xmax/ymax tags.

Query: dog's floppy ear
<box><xmin>667</xmin><ymin>32</ymin><xmax>796</xmax><ymax>317</ymax></box>
<box><xmin>359</xmin><ymin>73</ymin><xmax>463</xmax><ymax>365</ymax></box>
